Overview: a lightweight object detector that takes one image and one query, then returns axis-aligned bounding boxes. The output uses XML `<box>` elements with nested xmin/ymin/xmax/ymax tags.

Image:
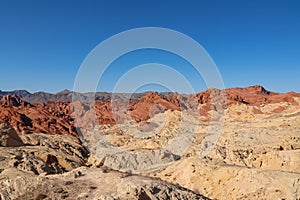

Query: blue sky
<box><xmin>0</xmin><ymin>0</ymin><xmax>299</xmax><ymax>93</ymax></box>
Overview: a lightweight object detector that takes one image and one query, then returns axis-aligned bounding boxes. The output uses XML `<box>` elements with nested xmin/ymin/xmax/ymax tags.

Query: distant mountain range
<box><xmin>0</xmin><ymin>85</ymin><xmax>296</xmax><ymax>104</ymax></box>
<box><xmin>0</xmin><ymin>89</ymin><xmax>160</xmax><ymax>103</ymax></box>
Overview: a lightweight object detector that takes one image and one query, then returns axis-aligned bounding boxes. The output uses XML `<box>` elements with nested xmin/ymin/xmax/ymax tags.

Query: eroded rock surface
<box><xmin>0</xmin><ymin>124</ymin><xmax>24</xmax><ymax>147</ymax></box>
<box><xmin>0</xmin><ymin>167</ymin><xmax>209</xmax><ymax>200</ymax></box>
<box><xmin>0</xmin><ymin>124</ymin><xmax>88</xmax><ymax>175</ymax></box>
<box><xmin>0</xmin><ymin>86</ymin><xmax>300</xmax><ymax>200</ymax></box>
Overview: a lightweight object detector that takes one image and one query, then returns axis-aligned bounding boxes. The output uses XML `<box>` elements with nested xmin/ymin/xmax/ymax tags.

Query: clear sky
<box><xmin>0</xmin><ymin>0</ymin><xmax>299</xmax><ymax>93</ymax></box>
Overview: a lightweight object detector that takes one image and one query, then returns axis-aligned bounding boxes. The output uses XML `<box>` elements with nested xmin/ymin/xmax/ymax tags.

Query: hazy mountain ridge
<box><xmin>0</xmin><ymin>89</ymin><xmax>147</xmax><ymax>103</ymax></box>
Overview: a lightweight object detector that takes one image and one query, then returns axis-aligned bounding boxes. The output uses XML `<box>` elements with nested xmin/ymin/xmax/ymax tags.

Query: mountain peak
<box><xmin>57</xmin><ymin>89</ymin><xmax>72</xmax><ymax>95</ymax></box>
<box><xmin>245</xmin><ymin>85</ymin><xmax>271</xmax><ymax>94</ymax></box>
<box><xmin>140</xmin><ymin>92</ymin><xmax>161</xmax><ymax>101</ymax></box>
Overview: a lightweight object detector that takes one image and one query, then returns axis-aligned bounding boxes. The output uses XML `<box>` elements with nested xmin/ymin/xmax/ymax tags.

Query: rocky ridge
<box><xmin>0</xmin><ymin>85</ymin><xmax>299</xmax><ymax>136</ymax></box>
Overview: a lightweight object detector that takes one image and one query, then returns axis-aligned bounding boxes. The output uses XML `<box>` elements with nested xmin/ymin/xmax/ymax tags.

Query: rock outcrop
<box><xmin>0</xmin><ymin>95</ymin><xmax>77</xmax><ymax>136</ymax></box>
<box><xmin>0</xmin><ymin>167</ymin><xmax>209</xmax><ymax>200</ymax></box>
<box><xmin>0</xmin><ymin>123</ymin><xmax>24</xmax><ymax>147</ymax></box>
<box><xmin>0</xmin><ymin>124</ymin><xmax>88</xmax><ymax>175</ymax></box>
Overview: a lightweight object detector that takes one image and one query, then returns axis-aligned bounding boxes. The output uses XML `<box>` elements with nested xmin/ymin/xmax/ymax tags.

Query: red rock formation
<box><xmin>0</xmin><ymin>94</ymin><xmax>31</xmax><ymax>107</ymax></box>
<box><xmin>130</xmin><ymin>92</ymin><xmax>180</xmax><ymax>121</ymax></box>
<box><xmin>225</xmin><ymin>86</ymin><xmax>300</xmax><ymax>106</ymax></box>
<box><xmin>0</xmin><ymin>86</ymin><xmax>299</xmax><ymax>136</ymax></box>
<box><xmin>0</xmin><ymin>95</ymin><xmax>77</xmax><ymax>136</ymax></box>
